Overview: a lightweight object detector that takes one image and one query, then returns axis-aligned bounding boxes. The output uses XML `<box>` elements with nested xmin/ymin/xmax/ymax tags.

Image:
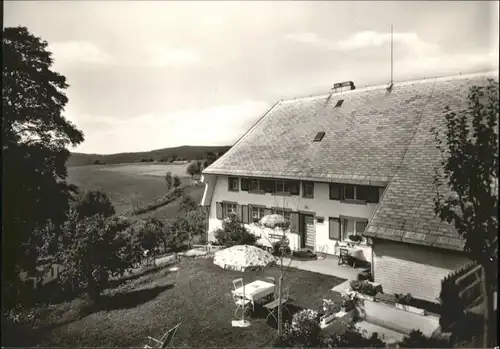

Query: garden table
<box><xmin>232</xmin><ymin>280</ymin><xmax>275</xmax><ymax>310</ymax></box>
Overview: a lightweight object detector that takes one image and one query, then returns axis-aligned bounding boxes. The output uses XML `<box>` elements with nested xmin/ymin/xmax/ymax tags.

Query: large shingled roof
<box><xmin>203</xmin><ymin>71</ymin><xmax>498</xmax><ymax>250</ymax></box>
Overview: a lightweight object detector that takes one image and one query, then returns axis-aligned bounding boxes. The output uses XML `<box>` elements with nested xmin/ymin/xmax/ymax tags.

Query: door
<box><xmin>302</xmin><ymin>214</ymin><xmax>315</xmax><ymax>250</ymax></box>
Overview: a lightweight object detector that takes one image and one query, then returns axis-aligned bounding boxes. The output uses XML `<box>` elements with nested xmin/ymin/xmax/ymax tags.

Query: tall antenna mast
<box><xmin>390</xmin><ymin>24</ymin><xmax>394</xmax><ymax>85</ymax></box>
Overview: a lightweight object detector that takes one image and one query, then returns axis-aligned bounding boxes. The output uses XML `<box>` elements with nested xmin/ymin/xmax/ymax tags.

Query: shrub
<box><xmin>272</xmin><ymin>240</ymin><xmax>291</xmax><ymax>257</ymax></box>
<box><xmin>395</xmin><ymin>293</ymin><xmax>414</xmax><ymax>305</ymax></box>
<box><xmin>213</xmin><ymin>214</ymin><xmax>257</xmax><ymax>247</ymax></box>
<box><xmin>324</xmin><ymin>324</ymin><xmax>386</xmax><ymax>347</ymax></box>
<box><xmin>274</xmin><ymin>309</ymin><xmax>322</xmax><ymax>347</ymax></box>
<box><xmin>348</xmin><ymin>234</ymin><xmax>362</xmax><ymax>242</ymax></box>
<box><xmin>398</xmin><ymin>330</ymin><xmax>449</xmax><ymax>348</ymax></box>
<box><xmin>349</xmin><ymin>280</ymin><xmax>377</xmax><ymax>296</ymax></box>
<box><xmin>350</xmin><ymin>280</ymin><xmax>363</xmax><ymax>292</ymax></box>
<box><xmin>72</xmin><ymin>190</ymin><xmax>115</xmax><ymax>219</ymax></box>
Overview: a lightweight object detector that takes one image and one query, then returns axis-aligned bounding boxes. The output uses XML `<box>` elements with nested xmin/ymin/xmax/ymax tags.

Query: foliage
<box><xmin>324</xmin><ymin>324</ymin><xmax>386</xmax><ymax>347</ymax></box>
<box><xmin>72</xmin><ymin>190</ymin><xmax>115</xmax><ymax>220</ymax></box>
<box><xmin>173</xmin><ymin>175</ymin><xmax>181</xmax><ymax>188</ymax></box>
<box><xmin>348</xmin><ymin>234</ymin><xmax>362</xmax><ymax>242</ymax></box>
<box><xmin>2</xmin><ymin>26</ymin><xmax>85</xmax><ymax>292</ymax></box>
<box><xmin>186</xmin><ymin>162</ymin><xmax>201</xmax><ymax>178</ymax></box>
<box><xmin>272</xmin><ymin>240</ymin><xmax>291</xmax><ymax>257</ymax></box>
<box><xmin>163</xmin><ymin>210</ymin><xmax>206</xmax><ymax>250</ymax></box>
<box><xmin>350</xmin><ymin>280</ymin><xmax>377</xmax><ymax>296</ymax></box>
<box><xmin>432</xmin><ymin>79</ymin><xmax>498</xmax><ymax>282</ymax></box>
<box><xmin>179</xmin><ymin>194</ymin><xmax>198</xmax><ymax>213</ymax></box>
<box><xmin>274</xmin><ymin>309</ymin><xmax>322</xmax><ymax>347</ymax></box>
<box><xmin>398</xmin><ymin>330</ymin><xmax>449</xmax><ymax>348</ymax></box>
<box><xmin>395</xmin><ymin>293</ymin><xmax>414</xmax><ymax>306</ymax></box>
<box><xmin>57</xmin><ymin>214</ymin><xmax>141</xmax><ymax>299</ymax></box>
<box><xmin>322</xmin><ymin>299</ymin><xmax>341</xmax><ymax>316</ymax></box>
<box><xmin>164</xmin><ymin>171</ymin><xmax>173</xmax><ymax>191</ymax></box>
<box><xmin>341</xmin><ymin>289</ymin><xmax>364</xmax><ymax>313</ymax></box>
<box><xmin>213</xmin><ymin>214</ymin><xmax>257</xmax><ymax>247</ymax></box>
<box><xmin>432</xmin><ymin>79</ymin><xmax>498</xmax><ymax>345</ymax></box>
<box><xmin>134</xmin><ymin>218</ymin><xmax>164</xmax><ymax>253</ymax></box>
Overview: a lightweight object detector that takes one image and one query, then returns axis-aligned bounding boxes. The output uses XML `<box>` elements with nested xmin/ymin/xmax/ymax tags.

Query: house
<box><xmin>201</xmin><ymin>71</ymin><xmax>497</xmax><ymax>304</ymax></box>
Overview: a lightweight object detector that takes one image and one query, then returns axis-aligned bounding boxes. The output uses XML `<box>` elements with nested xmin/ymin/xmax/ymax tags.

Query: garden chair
<box><xmin>338</xmin><ymin>248</ymin><xmax>350</xmax><ymax>267</ymax></box>
<box><xmin>263</xmin><ymin>285</ymin><xmax>291</xmax><ymax>323</ymax></box>
<box><xmin>317</xmin><ymin>244</ymin><xmax>328</xmax><ymax>260</ymax></box>
<box><xmin>263</xmin><ymin>276</ymin><xmax>276</xmax><ymax>301</ymax></box>
<box><xmin>233</xmin><ymin>291</ymin><xmax>252</xmax><ymax>318</ymax></box>
<box><xmin>144</xmin><ymin>322</ymin><xmax>181</xmax><ymax>348</ymax></box>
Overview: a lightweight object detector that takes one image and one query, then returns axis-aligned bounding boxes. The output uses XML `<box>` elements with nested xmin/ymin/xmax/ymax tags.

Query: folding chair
<box><xmin>264</xmin><ymin>286</ymin><xmax>291</xmax><ymax>323</ymax></box>
<box><xmin>338</xmin><ymin>248</ymin><xmax>351</xmax><ymax>266</ymax></box>
<box><xmin>233</xmin><ymin>292</ymin><xmax>252</xmax><ymax>318</ymax></box>
<box><xmin>263</xmin><ymin>276</ymin><xmax>276</xmax><ymax>301</ymax></box>
<box><xmin>144</xmin><ymin>322</ymin><xmax>181</xmax><ymax>348</ymax></box>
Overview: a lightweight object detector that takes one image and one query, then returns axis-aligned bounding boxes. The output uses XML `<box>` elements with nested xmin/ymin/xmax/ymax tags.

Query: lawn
<box><xmin>10</xmin><ymin>257</ymin><xmax>345</xmax><ymax>347</ymax></box>
<box><xmin>67</xmin><ymin>163</ymin><xmax>203</xmax><ymax>215</ymax></box>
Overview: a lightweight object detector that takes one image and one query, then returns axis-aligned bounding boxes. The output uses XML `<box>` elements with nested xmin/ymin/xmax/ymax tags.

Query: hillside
<box><xmin>67</xmin><ymin>145</ymin><xmax>231</xmax><ymax>167</ymax></box>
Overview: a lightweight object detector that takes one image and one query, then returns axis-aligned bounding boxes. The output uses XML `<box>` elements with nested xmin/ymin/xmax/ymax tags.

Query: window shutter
<box><xmin>248</xmin><ymin>204</ymin><xmax>253</xmax><ymax>222</ymax></box>
<box><xmin>242</xmin><ymin>205</ymin><xmax>249</xmax><ymax>224</ymax></box>
<box><xmin>340</xmin><ymin>185</ymin><xmax>345</xmax><ymax>200</ymax></box>
<box><xmin>366</xmin><ymin>186</ymin><xmax>380</xmax><ymax>203</ymax></box>
<box><xmin>290</xmin><ymin>212</ymin><xmax>299</xmax><ymax>233</ymax></box>
<box><xmin>216</xmin><ymin>202</ymin><xmax>223</xmax><ymax>219</ymax></box>
<box><xmin>237</xmin><ymin>204</ymin><xmax>242</xmax><ymax>220</ymax></box>
<box><xmin>329</xmin><ymin>218</ymin><xmax>341</xmax><ymax>240</ymax></box>
<box><xmin>241</xmin><ymin>178</ymin><xmax>249</xmax><ymax>191</ymax></box>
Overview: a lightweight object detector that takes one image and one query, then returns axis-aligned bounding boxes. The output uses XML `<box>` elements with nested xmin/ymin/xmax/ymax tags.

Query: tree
<box><xmin>73</xmin><ymin>190</ymin><xmax>115</xmax><ymax>220</ymax></box>
<box><xmin>179</xmin><ymin>194</ymin><xmax>198</xmax><ymax>213</ymax></box>
<box><xmin>165</xmin><ymin>171</ymin><xmax>173</xmax><ymax>191</ymax></box>
<box><xmin>183</xmin><ymin>209</ymin><xmax>208</xmax><ymax>247</ymax></box>
<box><xmin>186</xmin><ymin>162</ymin><xmax>201</xmax><ymax>178</ymax></box>
<box><xmin>57</xmin><ymin>214</ymin><xmax>141</xmax><ymax>300</ymax></box>
<box><xmin>213</xmin><ymin>214</ymin><xmax>257</xmax><ymax>247</ymax></box>
<box><xmin>173</xmin><ymin>175</ymin><xmax>181</xmax><ymax>188</ymax></box>
<box><xmin>135</xmin><ymin>218</ymin><xmax>164</xmax><ymax>260</ymax></box>
<box><xmin>2</xmin><ymin>26</ymin><xmax>84</xmax><ymax>293</ymax></box>
<box><xmin>432</xmin><ymin>79</ymin><xmax>499</xmax><ymax>348</ymax></box>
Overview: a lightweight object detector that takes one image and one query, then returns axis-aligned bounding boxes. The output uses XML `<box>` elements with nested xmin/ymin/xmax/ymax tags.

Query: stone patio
<box><xmin>282</xmin><ymin>254</ymin><xmax>364</xmax><ymax>280</ymax></box>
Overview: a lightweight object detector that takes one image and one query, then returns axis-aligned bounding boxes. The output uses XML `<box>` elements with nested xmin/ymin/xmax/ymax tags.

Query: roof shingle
<box><xmin>203</xmin><ymin>71</ymin><xmax>498</xmax><ymax>251</ymax></box>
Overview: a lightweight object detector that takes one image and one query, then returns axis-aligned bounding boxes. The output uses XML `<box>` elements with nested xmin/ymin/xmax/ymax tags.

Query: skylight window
<box><xmin>335</xmin><ymin>99</ymin><xmax>344</xmax><ymax>108</ymax></box>
<box><xmin>313</xmin><ymin>132</ymin><xmax>325</xmax><ymax>142</ymax></box>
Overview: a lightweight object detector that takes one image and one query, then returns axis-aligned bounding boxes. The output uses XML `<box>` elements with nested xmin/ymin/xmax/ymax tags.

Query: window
<box><xmin>241</xmin><ymin>178</ymin><xmax>249</xmax><ymax>191</ymax></box>
<box><xmin>313</xmin><ymin>132</ymin><xmax>325</xmax><ymax>142</ymax></box>
<box><xmin>225</xmin><ymin>203</ymin><xmax>237</xmax><ymax>217</ymax></box>
<box><xmin>250</xmin><ymin>179</ymin><xmax>261</xmax><ymax>192</ymax></box>
<box><xmin>329</xmin><ymin>183</ymin><xmax>342</xmax><ymax>200</ymax></box>
<box><xmin>252</xmin><ymin>206</ymin><xmax>265</xmax><ymax>222</ymax></box>
<box><xmin>262</xmin><ymin>179</ymin><xmax>275</xmax><ymax>193</ymax></box>
<box><xmin>274</xmin><ymin>180</ymin><xmax>300</xmax><ymax>195</ymax></box>
<box><xmin>334</xmin><ymin>99</ymin><xmax>344</xmax><ymax>108</ymax></box>
<box><xmin>289</xmin><ymin>181</ymin><xmax>300</xmax><ymax>195</ymax></box>
<box><xmin>366</xmin><ymin>186</ymin><xmax>380</xmax><ymax>203</ymax></box>
<box><xmin>228</xmin><ymin>177</ymin><xmax>239</xmax><ymax>191</ymax></box>
<box><xmin>344</xmin><ymin>184</ymin><xmax>355</xmax><ymax>200</ymax></box>
<box><xmin>275</xmin><ymin>180</ymin><xmax>286</xmax><ymax>193</ymax></box>
<box><xmin>343</xmin><ymin>184</ymin><xmax>369</xmax><ymax>201</ymax></box>
<box><xmin>302</xmin><ymin>182</ymin><xmax>314</xmax><ymax>198</ymax></box>
<box><xmin>341</xmin><ymin>218</ymin><xmax>367</xmax><ymax>241</ymax></box>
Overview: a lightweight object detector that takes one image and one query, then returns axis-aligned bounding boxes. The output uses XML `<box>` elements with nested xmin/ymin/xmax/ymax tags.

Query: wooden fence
<box><xmin>440</xmin><ymin>261</ymin><xmax>483</xmax><ymax>330</ymax></box>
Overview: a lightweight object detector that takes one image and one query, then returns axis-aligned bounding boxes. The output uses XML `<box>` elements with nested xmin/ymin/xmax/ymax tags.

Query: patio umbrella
<box><xmin>213</xmin><ymin>245</ymin><xmax>276</xmax><ymax>327</ymax></box>
<box><xmin>259</xmin><ymin>214</ymin><xmax>288</xmax><ymax>229</ymax></box>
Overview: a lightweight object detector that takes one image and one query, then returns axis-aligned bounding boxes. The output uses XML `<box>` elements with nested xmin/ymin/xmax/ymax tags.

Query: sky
<box><xmin>4</xmin><ymin>1</ymin><xmax>499</xmax><ymax>154</ymax></box>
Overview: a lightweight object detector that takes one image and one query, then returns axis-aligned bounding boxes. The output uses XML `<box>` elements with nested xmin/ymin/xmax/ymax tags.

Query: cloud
<box><xmin>145</xmin><ymin>45</ymin><xmax>201</xmax><ymax>67</ymax></box>
<box><xmin>68</xmin><ymin>100</ymin><xmax>270</xmax><ymax>154</ymax></box>
<box><xmin>284</xmin><ymin>30</ymin><xmax>438</xmax><ymax>55</ymax></box>
<box><xmin>49</xmin><ymin>41</ymin><xmax>112</xmax><ymax>69</ymax></box>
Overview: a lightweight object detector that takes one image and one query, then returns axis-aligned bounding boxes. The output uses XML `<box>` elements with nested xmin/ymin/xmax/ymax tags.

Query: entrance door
<box><xmin>301</xmin><ymin>214</ymin><xmax>315</xmax><ymax>250</ymax></box>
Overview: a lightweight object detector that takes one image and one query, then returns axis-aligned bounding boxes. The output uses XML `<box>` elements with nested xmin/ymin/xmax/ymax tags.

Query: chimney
<box><xmin>332</xmin><ymin>81</ymin><xmax>356</xmax><ymax>93</ymax></box>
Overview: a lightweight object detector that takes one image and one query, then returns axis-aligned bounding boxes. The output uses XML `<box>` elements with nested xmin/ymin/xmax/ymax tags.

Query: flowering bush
<box><xmin>341</xmin><ymin>289</ymin><xmax>364</xmax><ymax>313</ymax></box>
<box><xmin>274</xmin><ymin>309</ymin><xmax>322</xmax><ymax>347</ymax></box>
<box><xmin>322</xmin><ymin>299</ymin><xmax>341</xmax><ymax>316</ymax></box>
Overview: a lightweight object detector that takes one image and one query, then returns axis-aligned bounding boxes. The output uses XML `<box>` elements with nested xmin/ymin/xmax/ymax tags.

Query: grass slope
<box><xmin>67</xmin><ymin>163</ymin><xmax>204</xmax><ymax>216</ymax></box>
<box><xmin>6</xmin><ymin>258</ymin><xmax>345</xmax><ymax>347</ymax></box>
<box><xmin>68</xmin><ymin>145</ymin><xmax>231</xmax><ymax>167</ymax></box>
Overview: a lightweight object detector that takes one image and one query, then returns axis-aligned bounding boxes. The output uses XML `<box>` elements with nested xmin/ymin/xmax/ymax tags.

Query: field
<box><xmin>67</xmin><ymin>163</ymin><xmax>204</xmax><ymax>217</ymax></box>
<box><xmin>3</xmin><ymin>258</ymin><xmax>345</xmax><ymax>347</ymax></box>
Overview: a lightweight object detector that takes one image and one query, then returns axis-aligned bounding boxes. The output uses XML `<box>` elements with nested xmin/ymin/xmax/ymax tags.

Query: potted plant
<box><xmin>320</xmin><ymin>299</ymin><xmax>341</xmax><ymax>327</ymax></box>
<box><xmin>340</xmin><ymin>289</ymin><xmax>365</xmax><ymax>321</ymax></box>
<box><xmin>348</xmin><ymin>235</ymin><xmax>363</xmax><ymax>243</ymax></box>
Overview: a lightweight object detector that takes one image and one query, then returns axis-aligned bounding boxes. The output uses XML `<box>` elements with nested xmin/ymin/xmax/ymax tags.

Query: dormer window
<box><xmin>335</xmin><ymin>99</ymin><xmax>344</xmax><ymax>108</ymax></box>
<box><xmin>313</xmin><ymin>132</ymin><xmax>325</xmax><ymax>142</ymax></box>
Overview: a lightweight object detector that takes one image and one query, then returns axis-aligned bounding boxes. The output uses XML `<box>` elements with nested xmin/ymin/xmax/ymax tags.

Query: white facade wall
<box><xmin>202</xmin><ymin>174</ymin><xmax>383</xmax><ymax>263</ymax></box>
